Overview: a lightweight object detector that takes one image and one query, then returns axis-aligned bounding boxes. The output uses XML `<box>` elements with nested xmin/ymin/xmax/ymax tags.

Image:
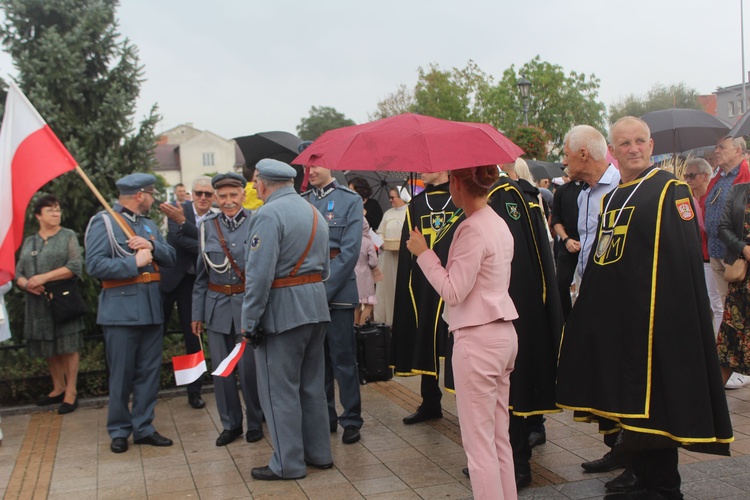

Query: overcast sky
<box><xmin>0</xmin><ymin>0</ymin><xmax>747</xmax><ymax>140</ymax></box>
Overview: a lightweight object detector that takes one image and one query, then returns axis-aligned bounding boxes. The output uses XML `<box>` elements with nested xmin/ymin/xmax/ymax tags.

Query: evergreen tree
<box><xmin>0</xmin><ymin>0</ymin><xmax>159</xmax><ymax>336</ymax></box>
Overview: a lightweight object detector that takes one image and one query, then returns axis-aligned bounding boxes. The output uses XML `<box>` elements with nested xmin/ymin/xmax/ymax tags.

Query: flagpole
<box><xmin>74</xmin><ymin>165</ymin><xmax>134</xmax><ymax>237</ymax></box>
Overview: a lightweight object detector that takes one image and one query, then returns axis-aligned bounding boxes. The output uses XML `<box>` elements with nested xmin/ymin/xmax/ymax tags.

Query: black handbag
<box><xmin>32</xmin><ymin>237</ymin><xmax>88</xmax><ymax>323</ymax></box>
<box><xmin>45</xmin><ymin>279</ymin><xmax>88</xmax><ymax>323</ymax></box>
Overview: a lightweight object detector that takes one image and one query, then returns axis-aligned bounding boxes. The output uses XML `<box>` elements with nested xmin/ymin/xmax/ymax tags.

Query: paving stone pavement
<box><xmin>1</xmin><ymin>374</ymin><xmax>750</xmax><ymax>499</ymax></box>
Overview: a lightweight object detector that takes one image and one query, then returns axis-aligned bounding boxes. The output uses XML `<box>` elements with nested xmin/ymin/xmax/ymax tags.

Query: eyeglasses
<box><xmin>684</xmin><ymin>173</ymin><xmax>705</xmax><ymax>180</ymax></box>
<box><xmin>193</xmin><ymin>190</ymin><xmax>214</xmax><ymax>198</ymax></box>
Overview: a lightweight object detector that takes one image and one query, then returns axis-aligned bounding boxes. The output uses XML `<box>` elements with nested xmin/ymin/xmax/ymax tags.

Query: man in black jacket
<box><xmin>159</xmin><ymin>176</ymin><xmax>215</xmax><ymax>409</ymax></box>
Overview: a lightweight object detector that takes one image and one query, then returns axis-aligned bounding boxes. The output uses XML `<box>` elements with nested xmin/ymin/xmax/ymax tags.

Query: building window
<box><xmin>729</xmin><ymin>101</ymin><xmax>736</xmax><ymax>117</ymax></box>
<box><xmin>202</xmin><ymin>152</ymin><xmax>215</xmax><ymax>167</ymax></box>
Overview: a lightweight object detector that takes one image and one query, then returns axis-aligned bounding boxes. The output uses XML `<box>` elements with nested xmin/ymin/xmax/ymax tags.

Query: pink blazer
<box><xmin>417</xmin><ymin>205</ymin><xmax>518</xmax><ymax>331</ymax></box>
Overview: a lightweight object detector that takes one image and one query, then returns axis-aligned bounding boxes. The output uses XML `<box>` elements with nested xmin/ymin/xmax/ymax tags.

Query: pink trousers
<box><xmin>452</xmin><ymin>320</ymin><xmax>518</xmax><ymax>500</ymax></box>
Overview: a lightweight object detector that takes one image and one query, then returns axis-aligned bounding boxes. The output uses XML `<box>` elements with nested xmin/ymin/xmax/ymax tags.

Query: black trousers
<box><xmin>421</xmin><ymin>373</ymin><xmax>442</xmax><ymax>410</ymax></box>
<box><xmin>509</xmin><ymin>414</ymin><xmax>531</xmax><ymax>475</ymax></box>
<box><xmin>555</xmin><ymin>245</ymin><xmax>579</xmax><ymax>319</ymax></box>
<box><xmin>162</xmin><ymin>274</ymin><xmax>202</xmax><ymax>397</ymax></box>
<box><xmin>629</xmin><ymin>447</ymin><xmax>682</xmax><ymax>499</ymax></box>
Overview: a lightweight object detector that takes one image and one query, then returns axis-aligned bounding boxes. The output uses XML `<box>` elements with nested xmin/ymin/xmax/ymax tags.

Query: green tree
<box><xmin>609</xmin><ymin>83</ymin><xmax>702</xmax><ymax>123</ymax></box>
<box><xmin>1</xmin><ymin>0</ymin><xmax>160</xmax><ymax>337</ymax></box>
<box><xmin>508</xmin><ymin>126</ymin><xmax>550</xmax><ymax>161</ymax></box>
<box><xmin>475</xmin><ymin>56</ymin><xmax>606</xmax><ymax>157</ymax></box>
<box><xmin>369</xmin><ymin>84</ymin><xmax>416</xmax><ymax>120</ymax></box>
<box><xmin>297</xmin><ymin>105</ymin><xmax>355</xmax><ymax>141</ymax></box>
<box><xmin>371</xmin><ymin>57</ymin><xmax>605</xmax><ymax>159</ymax></box>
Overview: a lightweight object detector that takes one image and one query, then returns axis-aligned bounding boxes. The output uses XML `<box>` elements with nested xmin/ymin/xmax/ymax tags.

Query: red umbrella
<box><xmin>292</xmin><ymin>113</ymin><xmax>524</xmax><ymax>173</ymax></box>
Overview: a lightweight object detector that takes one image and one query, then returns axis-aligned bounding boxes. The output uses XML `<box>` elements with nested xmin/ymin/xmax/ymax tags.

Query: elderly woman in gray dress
<box><xmin>15</xmin><ymin>195</ymin><xmax>84</xmax><ymax>414</ymax></box>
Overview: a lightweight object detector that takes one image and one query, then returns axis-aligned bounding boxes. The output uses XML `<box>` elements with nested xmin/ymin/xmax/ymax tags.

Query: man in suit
<box><xmin>192</xmin><ymin>172</ymin><xmax>263</xmax><ymax>447</ymax></box>
<box><xmin>85</xmin><ymin>173</ymin><xmax>176</xmax><ymax>454</ymax></box>
<box><xmin>243</xmin><ymin>159</ymin><xmax>333</xmax><ymax>480</ymax></box>
<box><xmin>158</xmin><ymin>177</ymin><xmax>214</xmax><ymax>409</ymax></box>
<box><xmin>302</xmin><ymin>164</ymin><xmax>364</xmax><ymax>444</ymax></box>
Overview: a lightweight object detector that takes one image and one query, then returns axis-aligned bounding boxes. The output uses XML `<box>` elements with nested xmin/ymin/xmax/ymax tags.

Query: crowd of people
<box><xmin>5</xmin><ymin>115</ymin><xmax>749</xmax><ymax>499</ymax></box>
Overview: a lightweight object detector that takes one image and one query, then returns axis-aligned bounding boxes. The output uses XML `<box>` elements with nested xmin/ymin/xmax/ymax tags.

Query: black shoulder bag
<box><xmin>33</xmin><ymin>236</ymin><xmax>88</xmax><ymax>323</ymax></box>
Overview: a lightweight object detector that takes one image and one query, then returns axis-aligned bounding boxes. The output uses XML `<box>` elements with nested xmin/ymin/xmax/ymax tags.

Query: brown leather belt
<box><xmin>271</xmin><ymin>273</ymin><xmax>323</xmax><ymax>289</ymax></box>
<box><xmin>329</xmin><ymin>248</ymin><xmax>341</xmax><ymax>259</ymax></box>
<box><xmin>208</xmin><ymin>282</ymin><xmax>245</xmax><ymax>295</ymax></box>
<box><xmin>101</xmin><ymin>272</ymin><xmax>161</xmax><ymax>289</ymax></box>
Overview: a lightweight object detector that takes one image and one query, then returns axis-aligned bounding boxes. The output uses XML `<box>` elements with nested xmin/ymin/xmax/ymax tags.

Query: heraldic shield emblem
<box><xmin>506</xmin><ymin>203</ymin><xmax>520</xmax><ymax>220</ymax></box>
<box><xmin>430</xmin><ymin>212</ymin><xmax>446</xmax><ymax>230</ymax></box>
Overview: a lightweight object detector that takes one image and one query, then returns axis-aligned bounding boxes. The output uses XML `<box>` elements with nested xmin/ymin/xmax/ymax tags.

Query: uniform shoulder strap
<box><xmin>211</xmin><ymin>217</ymin><xmax>245</xmax><ymax>281</ymax></box>
<box><xmin>288</xmin><ymin>204</ymin><xmax>319</xmax><ymax>278</ymax></box>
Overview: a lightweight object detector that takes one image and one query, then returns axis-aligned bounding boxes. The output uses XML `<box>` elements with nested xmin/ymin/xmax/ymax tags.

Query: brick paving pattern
<box><xmin>0</xmin><ymin>374</ymin><xmax>749</xmax><ymax>499</ymax></box>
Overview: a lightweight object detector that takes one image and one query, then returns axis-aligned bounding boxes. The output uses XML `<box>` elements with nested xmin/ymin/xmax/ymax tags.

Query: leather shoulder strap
<box><xmin>289</xmin><ymin>204</ymin><xmax>319</xmax><ymax>278</ymax></box>
<box><xmin>212</xmin><ymin>217</ymin><xmax>245</xmax><ymax>281</ymax></box>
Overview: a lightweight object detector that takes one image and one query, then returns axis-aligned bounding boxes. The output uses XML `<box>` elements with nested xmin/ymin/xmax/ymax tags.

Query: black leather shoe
<box><xmin>134</xmin><ymin>432</ymin><xmax>173</xmax><ymax>447</ymax></box>
<box><xmin>606</xmin><ymin>469</ymin><xmax>638</xmax><ymax>492</ymax></box>
<box><xmin>582</xmin><ymin>451</ymin><xmax>620</xmax><ymax>473</ymax></box>
<box><xmin>342</xmin><ymin>425</ymin><xmax>361</xmax><ymax>444</ymax></box>
<box><xmin>330</xmin><ymin>421</ymin><xmax>338</xmax><ymax>433</ymax></box>
<box><xmin>528</xmin><ymin>431</ymin><xmax>547</xmax><ymax>448</ymax></box>
<box><xmin>188</xmin><ymin>393</ymin><xmax>205</xmax><ymax>409</ymax></box>
<box><xmin>305</xmin><ymin>460</ymin><xmax>334</xmax><ymax>470</ymax></box>
<box><xmin>402</xmin><ymin>406</ymin><xmax>443</xmax><ymax>425</ymax></box>
<box><xmin>251</xmin><ymin>465</ymin><xmax>305</xmax><ymax>481</ymax></box>
<box><xmin>246</xmin><ymin>429</ymin><xmax>263</xmax><ymax>443</ymax></box>
<box><xmin>58</xmin><ymin>397</ymin><xmax>78</xmax><ymax>415</ymax></box>
<box><xmin>462</xmin><ymin>467</ymin><xmax>470</xmax><ymax>478</ymax></box>
<box><xmin>110</xmin><ymin>437</ymin><xmax>128</xmax><ymax>453</ymax></box>
<box><xmin>216</xmin><ymin>428</ymin><xmax>243</xmax><ymax>446</ymax></box>
<box><xmin>36</xmin><ymin>392</ymin><xmax>65</xmax><ymax>406</ymax></box>
<box><xmin>516</xmin><ymin>471</ymin><xmax>532</xmax><ymax>488</ymax></box>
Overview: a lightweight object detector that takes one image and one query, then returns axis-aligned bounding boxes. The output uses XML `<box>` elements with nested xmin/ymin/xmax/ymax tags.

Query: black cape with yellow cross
<box><xmin>391</xmin><ymin>181</ymin><xmax>463</xmax><ymax>387</ymax></box>
<box><xmin>477</xmin><ymin>175</ymin><xmax>565</xmax><ymax>415</ymax></box>
<box><xmin>556</xmin><ymin>167</ymin><xmax>733</xmax><ymax>456</ymax></box>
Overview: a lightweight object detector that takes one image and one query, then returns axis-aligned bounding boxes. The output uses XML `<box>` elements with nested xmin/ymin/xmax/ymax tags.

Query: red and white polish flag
<box><xmin>0</xmin><ymin>82</ymin><xmax>78</xmax><ymax>286</ymax></box>
<box><xmin>172</xmin><ymin>351</ymin><xmax>208</xmax><ymax>386</ymax></box>
<box><xmin>211</xmin><ymin>342</ymin><xmax>246</xmax><ymax>377</ymax></box>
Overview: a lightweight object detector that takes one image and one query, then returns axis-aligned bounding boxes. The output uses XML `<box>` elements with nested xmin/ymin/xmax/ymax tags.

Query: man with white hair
<box><xmin>562</xmin><ymin>125</ymin><xmax>628</xmax><ymax>488</ymax></box>
<box><xmin>562</xmin><ymin>125</ymin><xmax>620</xmax><ymax>278</ymax></box>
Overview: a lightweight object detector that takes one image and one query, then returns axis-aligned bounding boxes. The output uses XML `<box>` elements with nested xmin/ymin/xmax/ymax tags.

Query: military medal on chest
<box><xmin>326</xmin><ymin>200</ymin><xmax>335</xmax><ymax>221</ymax></box>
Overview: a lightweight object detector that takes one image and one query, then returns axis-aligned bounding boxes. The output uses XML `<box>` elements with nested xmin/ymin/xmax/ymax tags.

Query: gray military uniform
<box><xmin>193</xmin><ymin>209</ymin><xmax>262</xmax><ymax>433</ymax></box>
<box><xmin>85</xmin><ymin>203</ymin><xmax>176</xmax><ymax>440</ymax></box>
<box><xmin>302</xmin><ymin>181</ymin><xmax>364</xmax><ymax>429</ymax></box>
<box><xmin>243</xmin><ymin>185</ymin><xmax>332</xmax><ymax>478</ymax></box>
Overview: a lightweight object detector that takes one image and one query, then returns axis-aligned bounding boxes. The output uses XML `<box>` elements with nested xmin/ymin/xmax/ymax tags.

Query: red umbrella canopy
<box><xmin>292</xmin><ymin>113</ymin><xmax>524</xmax><ymax>173</ymax></box>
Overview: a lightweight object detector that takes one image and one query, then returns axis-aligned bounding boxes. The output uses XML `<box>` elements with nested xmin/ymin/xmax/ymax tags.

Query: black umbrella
<box><xmin>527</xmin><ymin>160</ymin><xmax>565</xmax><ymax>181</ymax></box>
<box><xmin>233</xmin><ymin>131</ymin><xmax>345</xmax><ymax>192</ymax></box>
<box><xmin>640</xmin><ymin>109</ymin><xmax>730</xmax><ymax>155</ymax></box>
<box><xmin>234</xmin><ymin>131</ymin><xmax>303</xmax><ymax>188</ymax></box>
<box><xmin>729</xmin><ymin>111</ymin><xmax>750</xmax><ymax>138</ymax></box>
<box><xmin>344</xmin><ymin>170</ymin><xmax>411</xmax><ymax>214</ymax></box>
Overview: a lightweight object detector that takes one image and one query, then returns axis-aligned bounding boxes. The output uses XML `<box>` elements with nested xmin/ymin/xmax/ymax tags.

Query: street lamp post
<box><xmin>517</xmin><ymin>75</ymin><xmax>532</xmax><ymax>126</ymax></box>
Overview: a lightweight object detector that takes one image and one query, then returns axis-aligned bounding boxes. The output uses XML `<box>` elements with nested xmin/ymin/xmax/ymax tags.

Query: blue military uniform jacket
<box><xmin>192</xmin><ymin>210</ymin><xmax>250</xmax><ymax>334</ymax></box>
<box><xmin>302</xmin><ymin>181</ymin><xmax>363</xmax><ymax>308</ymax></box>
<box><xmin>85</xmin><ymin>203</ymin><xmax>176</xmax><ymax>326</ymax></box>
<box><xmin>243</xmin><ymin>186</ymin><xmax>331</xmax><ymax>335</ymax></box>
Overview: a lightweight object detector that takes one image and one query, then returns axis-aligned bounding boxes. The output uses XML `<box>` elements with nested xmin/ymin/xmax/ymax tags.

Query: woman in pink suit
<box><xmin>407</xmin><ymin>165</ymin><xmax>518</xmax><ymax>500</ymax></box>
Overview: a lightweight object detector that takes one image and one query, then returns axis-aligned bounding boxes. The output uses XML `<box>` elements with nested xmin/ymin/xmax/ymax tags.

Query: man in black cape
<box><xmin>482</xmin><ymin>172</ymin><xmax>564</xmax><ymax>487</ymax></box>
<box><xmin>391</xmin><ymin>171</ymin><xmax>464</xmax><ymax>423</ymax></box>
<box><xmin>557</xmin><ymin>117</ymin><xmax>733</xmax><ymax>499</ymax></box>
